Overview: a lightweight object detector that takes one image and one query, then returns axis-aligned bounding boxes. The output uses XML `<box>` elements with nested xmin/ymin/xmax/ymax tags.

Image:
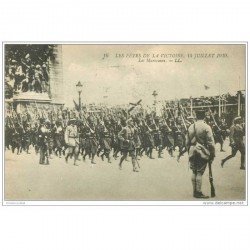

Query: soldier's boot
<box><xmin>149</xmin><ymin>150</ymin><xmax>154</xmax><ymax>159</ymax></box>
<box><xmin>113</xmin><ymin>153</ymin><xmax>117</xmax><ymax>159</ymax></box>
<box><xmin>221</xmin><ymin>154</ymin><xmax>234</xmax><ymax>167</ymax></box>
<box><xmin>240</xmin><ymin>154</ymin><xmax>245</xmax><ymax>170</ymax></box>
<box><xmin>65</xmin><ymin>154</ymin><xmax>69</xmax><ymax>163</ymax></box>
<box><xmin>73</xmin><ymin>158</ymin><xmax>78</xmax><ymax>166</ymax></box>
<box><xmin>91</xmin><ymin>154</ymin><xmax>96</xmax><ymax>164</ymax></box>
<box><xmin>119</xmin><ymin>162</ymin><xmax>122</xmax><ymax>170</ymax></box>
<box><xmin>177</xmin><ymin>155</ymin><xmax>180</xmax><ymax>162</ymax></box>
<box><xmin>132</xmin><ymin>158</ymin><xmax>139</xmax><ymax>172</ymax></box>
<box><xmin>220</xmin><ymin>142</ymin><xmax>225</xmax><ymax>152</ymax></box>
<box><xmin>83</xmin><ymin>153</ymin><xmax>87</xmax><ymax>161</ymax></box>
<box><xmin>191</xmin><ymin>174</ymin><xmax>196</xmax><ymax>197</ymax></box>
<box><xmin>107</xmin><ymin>155</ymin><xmax>111</xmax><ymax>163</ymax></box>
<box><xmin>221</xmin><ymin>159</ymin><xmax>225</xmax><ymax>168</ymax></box>
<box><xmin>194</xmin><ymin>174</ymin><xmax>209</xmax><ymax>199</ymax></box>
<box><xmin>168</xmin><ymin>148</ymin><xmax>173</xmax><ymax>157</ymax></box>
<box><xmin>97</xmin><ymin>148</ymin><xmax>101</xmax><ymax>157</ymax></box>
<box><xmin>45</xmin><ymin>157</ymin><xmax>49</xmax><ymax>165</ymax></box>
<box><xmin>119</xmin><ymin>156</ymin><xmax>125</xmax><ymax>170</ymax></box>
<box><xmin>76</xmin><ymin>153</ymin><xmax>81</xmax><ymax>161</ymax></box>
<box><xmin>158</xmin><ymin>148</ymin><xmax>163</xmax><ymax>158</ymax></box>
<box><xmin>101</xmin><ymin>153</ymin><xmax>104</xmax><ymax>161</ymax></box>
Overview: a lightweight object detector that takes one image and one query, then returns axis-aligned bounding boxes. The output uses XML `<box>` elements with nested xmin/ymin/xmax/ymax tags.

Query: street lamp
<box><xmin>152</xmin><ymin>90</ymin><xmax>158</xmax><ymax>105</ymax></box>
<box><xmin>76</xmin><ymin>81</ymin><xmax>83</xmax><ymax>110</ymax></box>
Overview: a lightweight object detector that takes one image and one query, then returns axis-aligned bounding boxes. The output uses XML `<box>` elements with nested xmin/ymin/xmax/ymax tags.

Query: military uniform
<box><xmin>186</xmin><ymin>113</ymin><xmax>215</xmax><ymax>198</ymax></box>
<box><xmin>38</xmin><ymin>123</ymin><xmax>49</xmax><ymax>165</ymax></box>
<box><xmin>54</xmin><ymin>122</ymin><xmax>64</xmax><ymax>157</ymax></box>
<box><xmin>221</xmin><ymin>117</ymin><xmax>245</xmax><ymax>170</ymax></box>
<box><xmin>82</xmin><ymin>123</ymin><xmax>98</xmax><ymax>164</ymax></box>
<box><xmin>118</xmin><ymin>121</ymin><xmax>139</xmax><ymax>172</ymax></box>
<box><xmin>98</xmin><ymin>123</ymin><xmax>112</xmax><ymax>163</ymax></box>
<box><xmin>64</xmin><ymin>119</ymin><xmax>79</xmax><ymax>165</ymax></box>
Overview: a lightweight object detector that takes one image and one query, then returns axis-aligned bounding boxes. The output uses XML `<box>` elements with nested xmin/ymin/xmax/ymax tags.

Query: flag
<box><xmin>204</xmin><ymin>84</ymin><xmax>210</xmax><ymax>90</ymax></box>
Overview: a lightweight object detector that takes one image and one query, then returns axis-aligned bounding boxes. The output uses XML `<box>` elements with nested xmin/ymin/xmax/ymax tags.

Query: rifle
<box><xmin>14</xmin><ymin>110</ymin><xmax>25</xmax><ymax>133</ymax></box>
<box><xmin>9</xmin><ymin>116</ymin><xmax>18</xmax><ymax>134</ymax></box>
<box><xmin>166</xmin><ymin>104</ymin><xmax>181</xmax><ymax>133</ymax></box>
<box><xmin>208</xmin><ymin>161</ymin><xmax>216</xmax><ymax>197</ymax></box>
<box><xmin>209</xmin><ymin>108</ymin><xmax>220</xmax><ymax>131</ymax></box>
<box><xmin>80</xmin><ymin>111</ymin><xmax>95</xmax><ymax>134</ymax></box>
<box><xmin>180</xmin><ymin>112</ymin><xmax>188</xmax><ymax>132</ymax></box>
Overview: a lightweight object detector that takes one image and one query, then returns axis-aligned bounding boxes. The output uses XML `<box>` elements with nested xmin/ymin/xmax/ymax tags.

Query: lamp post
<box><xmin>76</xmin><ymin>81</ymin><xmax>83</xmax><ymax>110</ymax></box>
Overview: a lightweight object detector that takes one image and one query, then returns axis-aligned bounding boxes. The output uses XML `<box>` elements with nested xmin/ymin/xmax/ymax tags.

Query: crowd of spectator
<box><xmin>5</xmin><ymin>45</ymin><xmax>56</xmax><ymax>98</ymax></box>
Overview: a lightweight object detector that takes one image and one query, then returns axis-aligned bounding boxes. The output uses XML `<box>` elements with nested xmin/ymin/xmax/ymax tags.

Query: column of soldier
<box><xmin>5</xmin><ymin>101</ymin><xmax>245</xmax><ymax>166</ymax></box>
<box><xmin>5</xmin><ymin>101</ymin><xmax>245</xmax><ymax>198</ymax></box>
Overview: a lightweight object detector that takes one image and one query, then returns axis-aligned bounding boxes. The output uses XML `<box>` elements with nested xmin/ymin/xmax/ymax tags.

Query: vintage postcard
<box><xmin>3</xmin><ymin>43</ymin><xmax>247</xmax><ymax>205</ymax></box>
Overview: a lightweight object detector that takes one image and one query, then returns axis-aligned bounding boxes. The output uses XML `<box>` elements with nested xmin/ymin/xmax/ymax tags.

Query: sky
<box><xmin>62</xmin><ymin>44</ymin><xmax>246</xmax><ymax>107</ymax></box>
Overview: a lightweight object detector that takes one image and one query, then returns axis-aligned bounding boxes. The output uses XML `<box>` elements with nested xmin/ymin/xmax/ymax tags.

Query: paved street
<box><xmin>4</xmin><ymin>139</ymin><xmax>246</xmax><ymax>201</ymax></box>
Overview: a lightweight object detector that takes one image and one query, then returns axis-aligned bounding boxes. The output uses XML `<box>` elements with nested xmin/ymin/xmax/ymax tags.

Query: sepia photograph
<box><xmin>3</xmin><ymin>43</ymin><xmax>247</xmax><ymax>204</ymax></box>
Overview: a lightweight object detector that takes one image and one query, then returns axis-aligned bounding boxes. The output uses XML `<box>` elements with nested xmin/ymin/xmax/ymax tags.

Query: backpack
<box><xmin>188</xmin><ymin>123</ymin><xmax>210</xmax><ymax>161</ymax></box>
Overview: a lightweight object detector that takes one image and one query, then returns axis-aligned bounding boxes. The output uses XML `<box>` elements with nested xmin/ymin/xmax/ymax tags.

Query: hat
<box><xmin>195</xmin><ymin>109</ymin><xmax>206</xmax><ymax>119</ymax></box>
<box><xmin>234</xmin><ymin>116</ymin><xmax>241</xmax><ymax>123</ymax></box>
<box><xmin>39</xmin><ymin>118</ymin><xmax>45</xmax><ymax>124</ymax></box>
<box><xmin>126</xmin><ymin>118</ymin><xmax>133</xmax><ymax>123</ymax></box>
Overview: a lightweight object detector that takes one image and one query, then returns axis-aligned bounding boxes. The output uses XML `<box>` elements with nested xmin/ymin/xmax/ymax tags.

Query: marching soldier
<box><xmin>38</xmin><ymin>119</ymin><xmax>49</xmax><ymax>165</ymax></box>
<box><xmin>64</xmin><ymin>118</ymin><xmax>79</xmax><ymax>166</ymax></box>
<box><xmin>212</xmin><ymin>122</ymin><xmax>225</xmax><ymax>152</ymax></box>
<box><xmin>82</xmin><ymin>117</ymin><xmax>98</xmax><ymax>164</ymax></box>
<box><xmin>21</xmin><ymin>121</ymin><xmax>31</xmax><ymax>154</ymax></box>
<box><xmin>221</xmin><ymin>117</ymin><xmax>245</xmax><ymax>170</ymax></box>
<box><xmin>11</xmin><ymin>119</ymin><xmax>24</xmax><ymax>155</ymax></box>
<box><xmin>112</xmin><ymin>118</ymin><xmax>123</xmax><ymax>159</ymax></box>
<box><xmin>118</xmin><ymin>118</ymin><xmax>139</xmax><ymax>172</ymax></box>
<box><xmin>152</xmin><ymin>117</ymin><xmax>164</xmax><ymax>158</ymax></box>
<box><xmin>186</xmin><ymin>110</ymin><xmax>215</xmax><ymax>199</ymax></box>
<box><xmin>54</xmin><ymin>120</ymin><xmax>64</xmax><ymax>158</ymax></box>
<box><xmin>98</xmin><ymin>120</ymin><xmax>112</xmax><ymax>163</ymax></box>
